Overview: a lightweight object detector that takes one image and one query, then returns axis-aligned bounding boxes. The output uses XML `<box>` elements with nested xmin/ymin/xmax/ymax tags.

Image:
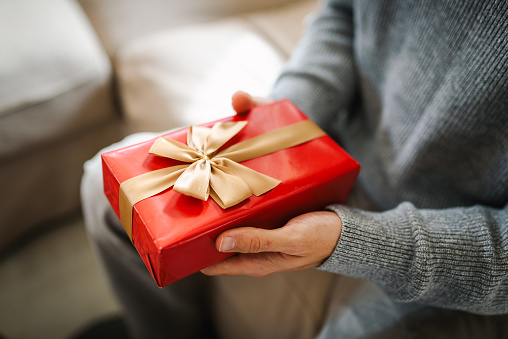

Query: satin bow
<box><xmin>149</xmin><ymin>121</ymin><xmax>281</xmax><ymax>208</ymax></box>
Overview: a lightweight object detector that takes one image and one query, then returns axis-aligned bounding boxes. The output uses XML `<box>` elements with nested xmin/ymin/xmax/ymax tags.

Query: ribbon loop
<box><xmin>188</xmin><ymin>121</ymin><xmax>247</xmax><ymax>156</ymax></box>
<box><xmin>150</xmin><ymin>137</ymin><xmax>200</xmax><ymax>162</ymax></box>
<box><xmin>206</xmin><ymin>121</ymin><xmax>247</xmax><ymax>154</ymax></box>
<box><xmin>209</xmin><ymin>164</ymin><xmax>253</xmax><ymax>208</ymax></box>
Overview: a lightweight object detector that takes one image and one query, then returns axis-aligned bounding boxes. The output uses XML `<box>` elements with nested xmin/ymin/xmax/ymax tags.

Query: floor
<box><xmin>0</xmin><ymin>213</ymin><xmax>121</xmax><ymax>339</ymax></box>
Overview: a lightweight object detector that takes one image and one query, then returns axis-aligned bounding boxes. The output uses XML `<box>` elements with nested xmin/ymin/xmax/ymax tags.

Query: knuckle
<box><xmin>248</xmin><ymin>232</ymin><xmax>266</xmax><ymax>253</ymax></box>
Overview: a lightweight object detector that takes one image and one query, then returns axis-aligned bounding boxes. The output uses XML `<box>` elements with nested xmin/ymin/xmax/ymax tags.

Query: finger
<box><xmin>216</xmin><ymin>226</ymin><xmax>293</xmax><ymax>254</ymax></box>
<box><xmin>231</xmin><ymin>91</ymin><xmax>274</xmax><ymax>114</ymax></box>
<box><xmin>201</xmin><ymin>252</ymin><xmax>311</xmax><ymax>277</ymax></box>
<box><xmin>201</xmin><ymin>253</ymin><xmax>279</xmax><ymax>277</ymax></box>
<box><xmin>231</xmin><ymin>91</ymin><xmax>253</xmax><ymax>114</ymax></box>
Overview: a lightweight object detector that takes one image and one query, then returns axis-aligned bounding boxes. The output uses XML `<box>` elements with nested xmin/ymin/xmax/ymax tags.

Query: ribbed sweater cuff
<box><xmin>318</xmin><ymin>204</ymin><xmax>414</xmax><ymax>289</ymax></box>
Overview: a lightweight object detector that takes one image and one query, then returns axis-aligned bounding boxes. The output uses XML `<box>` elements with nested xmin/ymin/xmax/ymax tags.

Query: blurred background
<box><xmin>0</xmin><ymin>0</ymin><xmax>317</xmax><ymax>337</ymax></box>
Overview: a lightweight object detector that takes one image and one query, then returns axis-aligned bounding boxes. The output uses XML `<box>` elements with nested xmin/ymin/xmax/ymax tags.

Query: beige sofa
<box><xmin>0</xmin><ymin>0</ymin><xmax>317</xmax><ymax>251</ymax></box>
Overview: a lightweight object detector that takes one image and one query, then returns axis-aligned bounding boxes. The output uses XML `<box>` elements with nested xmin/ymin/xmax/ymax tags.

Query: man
<box><xmin>82</xmin><ymin>0</ymin><xmax>508</xmax><ymax>337</ymax></box>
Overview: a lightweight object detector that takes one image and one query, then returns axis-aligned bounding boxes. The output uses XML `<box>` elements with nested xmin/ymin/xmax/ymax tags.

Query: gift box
<box><xmin>102</xmin><ymin>99</ymin><xmax>360</xmax><ymax>287</ymax></box>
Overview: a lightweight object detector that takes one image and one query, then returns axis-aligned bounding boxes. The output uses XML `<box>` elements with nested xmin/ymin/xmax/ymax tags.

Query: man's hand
<box><xmin>201</xmin><ymin>211</ymin><xmax>342</xmax><ymax>277</ymax></box>
<box><xmin>231</xmin><ymin>91</ymin><xmax>274</xmax><ymax>114</ymax></box>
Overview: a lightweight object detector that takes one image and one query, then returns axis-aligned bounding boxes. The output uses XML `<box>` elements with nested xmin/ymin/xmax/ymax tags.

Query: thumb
<box><xmin>216</xmin><ymin>227</ymin><xmax>288</xmax><ymax>254</ymax></box>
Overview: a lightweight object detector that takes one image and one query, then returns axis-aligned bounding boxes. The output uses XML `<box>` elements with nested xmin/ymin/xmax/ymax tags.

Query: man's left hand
<box><xmin>201</xmin><ymin>211</ymin><xmax>342</xmax><ymax>277</ymax></box>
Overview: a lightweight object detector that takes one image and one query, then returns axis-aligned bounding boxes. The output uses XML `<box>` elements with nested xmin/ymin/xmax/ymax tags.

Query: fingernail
<box><xmin>219</xmin><ymin>237</ymin><xmax>236</xmax><ymax>252</ymax></box>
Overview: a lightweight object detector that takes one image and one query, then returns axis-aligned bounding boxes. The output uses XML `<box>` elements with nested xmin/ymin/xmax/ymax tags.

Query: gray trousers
<box><xmin>81</xmin><ymin>133</ymin><xmax>508</xmax><ymax>339</ymax></box>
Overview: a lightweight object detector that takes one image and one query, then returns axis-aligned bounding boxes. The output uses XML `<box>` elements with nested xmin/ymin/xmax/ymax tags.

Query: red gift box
<box><xmin>102</xmin><ymin>100</ymin><xmax>360</xmax><ymax>287</ymax></box>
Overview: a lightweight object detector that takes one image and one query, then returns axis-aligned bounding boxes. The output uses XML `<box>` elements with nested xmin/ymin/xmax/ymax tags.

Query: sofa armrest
<box><xmin>0</xmin><ymin>0</ymin><xmax>123</xmax><ymax>250</ymax></box>
<box><xmin>0</xmin><ymin>0</ymin><xmax>115</xmax><ymax>157</ymax></box>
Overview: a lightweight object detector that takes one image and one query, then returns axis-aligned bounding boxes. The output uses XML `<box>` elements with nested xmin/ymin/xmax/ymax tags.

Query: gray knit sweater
<box><xmin>271</xmin><ymin>0</ymin><xmax>508</xmax><ymax>315</ymax></box>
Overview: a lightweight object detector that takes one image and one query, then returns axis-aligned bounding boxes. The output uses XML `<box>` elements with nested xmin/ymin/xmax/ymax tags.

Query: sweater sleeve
<box><xmin>270</xmin><ymin>0</ymin><xmax>356</xmax><ymax>129</ymax></box>
<box><xmin>270</xmin><ymin>0</ymin><xmax>508</xmax><ymax>316</ymax></box>
<box><xmin>320</xmin><ymin>202</ymin><xmax>508</xmax><ymax>315</ymax></box>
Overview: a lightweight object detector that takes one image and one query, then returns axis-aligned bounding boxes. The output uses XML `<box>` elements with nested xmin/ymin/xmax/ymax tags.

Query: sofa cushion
<box><xmin>115</xmin><ymin>0</ymin><xmax>317</xmax><ymax>133</ymax></box>
<box><xmin>244</xmin><ymin>0</ymin><xmax>317</xmax><ymax>58</ymax></box>
<box><xmin>0</xmin><ymin>0</ymin><xmax>115</xmax><ymax>157</ymax></box>
<box><xmin>78</xmin><ymin>0</ymin><xmax>306</xmax><ymax>58</ymax></box>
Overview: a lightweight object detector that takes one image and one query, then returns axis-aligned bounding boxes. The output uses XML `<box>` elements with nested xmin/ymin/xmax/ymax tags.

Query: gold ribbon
<box><xmin>119</xmin><ymin>119</ymin><xmax>326</xmax><ymax>239</ymax></box>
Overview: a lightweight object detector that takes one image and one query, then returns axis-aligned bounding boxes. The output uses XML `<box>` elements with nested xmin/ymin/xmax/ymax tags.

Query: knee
<box><xmin>80</xmin><ymin>151</ymin><xmax>113</xmax><ymax>241</ymax></box>
<box><xmin>81</xmin><ymin>152</ymin><xmax>107</xmax><ymax>213</ymax></box>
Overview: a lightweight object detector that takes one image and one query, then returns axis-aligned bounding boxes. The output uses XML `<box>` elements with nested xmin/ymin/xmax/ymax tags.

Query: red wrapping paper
<box><xmin>102</xmin><ymin>100</ymin><xmax>360</xmax><ymax>287</ymax></box>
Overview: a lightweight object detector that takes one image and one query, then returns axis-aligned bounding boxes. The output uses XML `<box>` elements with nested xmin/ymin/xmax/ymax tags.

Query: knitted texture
<box><xmin>271</xmin><ymin>0</ymin><xmax>508</xmax><ymax>314</ymax></box>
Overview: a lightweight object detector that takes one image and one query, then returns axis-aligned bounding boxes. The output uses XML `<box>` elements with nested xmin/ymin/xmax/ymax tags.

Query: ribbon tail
<box><xmin>215</xmin><ymin>158</ymin><xmax>281</xmax><ymax>196</ymax></box>
<box><xmin>209</xmin><ymin>164</ymin><xmax>255</xmax><ymax>208</ymax></box>
<box><xmin>119</xmin><ymin>165</ymin><xmax>188</xmax><ymax>240</ymax></box>
<box><xmin>208</xmin><ymin>189</ymin><xmax>228</xmax><ymax>209</ymax></box>
<box><xmin>210</xmin><ymin>160</ymin><xmax>281</xmax><ymax>208</ymax></box>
